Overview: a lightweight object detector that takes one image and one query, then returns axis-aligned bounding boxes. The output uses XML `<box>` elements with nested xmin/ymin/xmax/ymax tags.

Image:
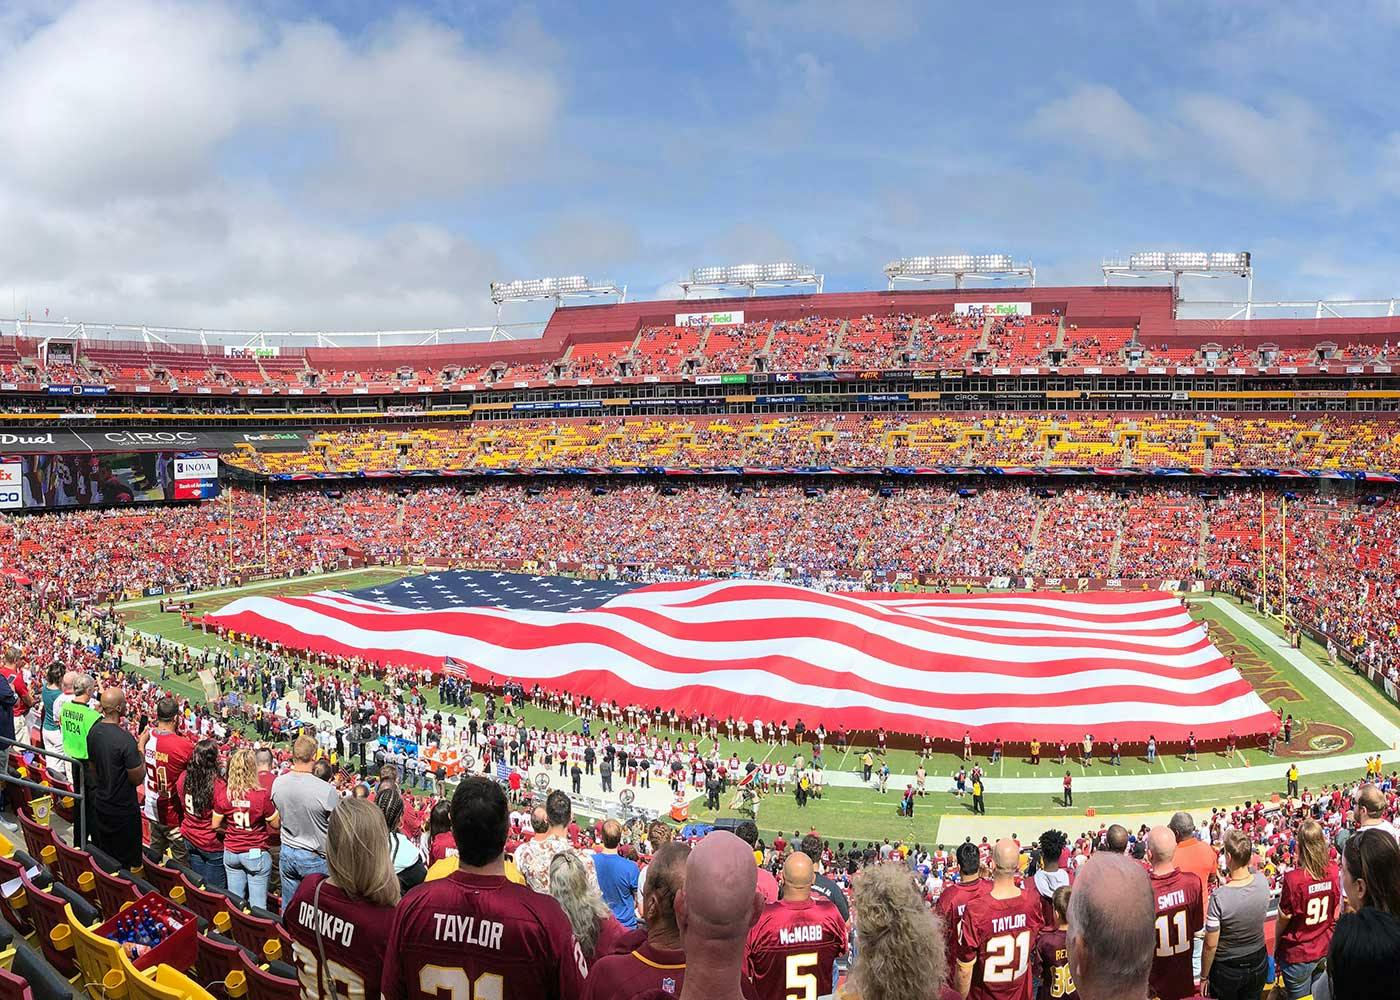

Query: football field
<box><xmin>114</xmin><ymin>572</ymin><xmax>1400</xmax><ymax>845</ymax></box>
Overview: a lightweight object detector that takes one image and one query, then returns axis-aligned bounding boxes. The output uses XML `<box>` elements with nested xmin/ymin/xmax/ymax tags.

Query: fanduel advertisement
<box><xmin>0</xmin><ymin>429</ymin><xmax>309</xmax><ymax>454</ymax></box>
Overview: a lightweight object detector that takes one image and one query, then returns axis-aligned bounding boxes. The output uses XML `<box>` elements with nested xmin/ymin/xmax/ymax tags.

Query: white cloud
<box><xmin>1174</xmin><ymin>93</ymin><xmax>1339</xmax><ymax>202</ymax></box>
<box><xmin>1029</xmin><ymin>84</ymin><xmax>1159</xmax><ymax>160</ymax></box>
<box><xmin>0</xmin><ymin>2</ymin><xmax>255</xmax><ymax>200</ymax></box>
<box><xmin>250</xmin><ymin>16</ymin><xmax>559</xmax><ymax>200</ymax></box>
<box><xmin>1030</xmin><ymin>83</ymin><xmax>1350</xmax><ymax>204</ymax></box>
<box><xmin>0</xmin><ymin>0</ymin><xmax>562</xmax><ymax>330</ymax></box>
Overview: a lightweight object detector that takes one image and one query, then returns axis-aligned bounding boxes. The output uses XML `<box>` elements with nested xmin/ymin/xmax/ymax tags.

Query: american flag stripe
<box><xmin>207</xmin><ymin>576</ymin><xmax>1275</xmax><ymax>741</ymax></box>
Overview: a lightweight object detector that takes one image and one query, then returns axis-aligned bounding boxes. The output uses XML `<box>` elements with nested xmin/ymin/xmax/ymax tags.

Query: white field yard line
<box><xmin>1207</xmin><ymin>597</ymin><xmax>1400</xmax><ymax>747</ymax></box>
<box><xmin>115</xmin><ymin>565</ymin><xmax>408</xmax><ymax>610</ymax></box>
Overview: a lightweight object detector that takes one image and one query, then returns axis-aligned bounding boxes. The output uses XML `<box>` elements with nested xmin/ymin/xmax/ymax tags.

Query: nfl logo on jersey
<box><xmin>661</xmin><ymin>977</ymin><xmax>676</xmax><ymax>994</ymax></box>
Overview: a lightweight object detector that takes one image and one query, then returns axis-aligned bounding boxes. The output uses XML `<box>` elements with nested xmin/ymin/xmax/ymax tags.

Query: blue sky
<box><xmin>1</xmin><ymin>1</ymin><xmax>1398</xmax><ymax>332</ymax></box>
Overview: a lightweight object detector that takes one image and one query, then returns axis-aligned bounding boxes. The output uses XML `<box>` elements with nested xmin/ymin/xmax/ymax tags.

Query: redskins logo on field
<box><xmin>1273</xmin><ymin>721</ymin><xmax>1354</xmax><ymax>757</ymax></box>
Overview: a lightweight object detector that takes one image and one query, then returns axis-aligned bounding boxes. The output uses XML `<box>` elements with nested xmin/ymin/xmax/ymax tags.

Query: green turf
<box><xmin>120</xmin><ymin>567</ymin><xmax>412</xmax><ymax>651</ymax></box>
<box><xmin>104</xmin><ymin>572</ymin><xmax>1400</xmax><ymax>843</ymax></box>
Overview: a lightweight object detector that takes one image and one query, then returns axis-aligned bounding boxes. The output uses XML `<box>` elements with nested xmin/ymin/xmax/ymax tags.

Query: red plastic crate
<box><xmin>93</xmin><ymin>890</ymin><xmax>197</xmax><ymax>972</ymax></box>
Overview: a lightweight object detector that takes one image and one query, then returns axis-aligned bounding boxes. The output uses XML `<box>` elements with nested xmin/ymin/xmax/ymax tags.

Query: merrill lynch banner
<box><xmin>0</xmin><ymin>429</ymin><xmax>310</xmax><ymax>454</ymax></box>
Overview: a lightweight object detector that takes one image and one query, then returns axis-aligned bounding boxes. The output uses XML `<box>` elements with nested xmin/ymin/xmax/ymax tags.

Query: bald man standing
<box><xmin>744</xmin><ymin>851</ymin><xmax>847</xmax><ymax>1000</ymax></box>
<box><xmin>1146</xmin><ymin>826</ymin><xmax>1203</xmax><ymax>1000</ymax></box>
<box><xmin>85</xmin><ymin>688</ymin><xmax>145</xmax><ymax>867</ymax></box>
<box><xmin>956</xmin><ymin>839</ymin><xmax>1042</xmax><ymax>1000</ymax></box>
<box><xmin>1066</xmin><ymin>852</ymin><xmax>1155</xmax><ymax>1000</ymax></box>
<box><xmin>633</xmin><ymin>830</ymin><xmax>764</xmax><ymax>1000</ymax></box>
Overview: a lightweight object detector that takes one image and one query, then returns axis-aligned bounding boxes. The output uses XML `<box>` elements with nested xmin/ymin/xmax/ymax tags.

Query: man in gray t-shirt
<box><xmin>271</xmin><ymin>735</ymin><xmax>341</xmax><ymax>913</ymax></box>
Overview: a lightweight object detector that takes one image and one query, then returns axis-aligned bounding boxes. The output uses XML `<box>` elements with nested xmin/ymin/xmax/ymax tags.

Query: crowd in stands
<box><xmin>0</xmin><ymin>574</ymin><xmax>1396</xmax><ymax>999</ymax></box>
<box><xmin>0</xmin><ymin>467</ymin><xmax>1398</xmax><ymax>995</ymax></box>
<box><xmin>8</xmin><ymin>320</ymin><xmax>1396</xmax><ymax>396</ymax></box>
<box><xmin>3</xmin><ymin>475</ymin><xmax>1400</xmax><ymax>678</ymax></box>
<box><xmin>222</xmin><ymin>411</ymin><xmax>1400</xmax><ymax>476</ymax></box>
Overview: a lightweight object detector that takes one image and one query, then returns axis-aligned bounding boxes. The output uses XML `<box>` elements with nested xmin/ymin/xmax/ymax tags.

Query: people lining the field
<box><xmin>5</xmin><ymin>476</ymin><xmax>1400</xmax><ymax>683</ymax></box>
<box><xmin>5</xmin><ymin>472</ymin><xmax>1400</xmax><ymax>993</ymax></box>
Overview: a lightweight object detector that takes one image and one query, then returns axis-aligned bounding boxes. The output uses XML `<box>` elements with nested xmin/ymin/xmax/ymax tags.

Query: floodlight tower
<box><xmin>883</xmin><ymin>254</ymin><xmax>1035</xmax><ymax>290</ymax></box>
<box><xmin>488</xmin><ymin>275</ymin><xmax>626</xmax><ymax>340</ymax></box>
<box><xmin>678</xmin><ymin>262</ymin><xmax>823</xmax><ymax>298</ymax></box>
<box><xmin>1102</xmin><ymin>251</ymin><xmax>1252</xmax><ymax>316</ymax></box>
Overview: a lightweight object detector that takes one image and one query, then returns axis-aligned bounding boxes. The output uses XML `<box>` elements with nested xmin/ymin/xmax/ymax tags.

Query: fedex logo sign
<box><xmin>0</xmin><ymin>463</ymin><xmax>21</xmax><ymax>509</ymax></box>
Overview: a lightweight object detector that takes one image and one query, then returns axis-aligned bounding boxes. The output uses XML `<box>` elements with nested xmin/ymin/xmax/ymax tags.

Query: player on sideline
<box><xmin>744</xmin><ymin>852</ymin><xmax>846</xmax><ymax>1000</ymax></box>
<box><xmin>380</xmin><ymin>776</ymin><xmax>587</xmax><ymax>1000</ymax></box>
<box><xmin>1145</xmin><ymin>826</ymin><xmax>1203</xmax><ymax>1000</ymax></box>
<box><xmin>955</xmin><ymin>839</ymin><xmax>1042</xmax><ymax>1000</ymax></box>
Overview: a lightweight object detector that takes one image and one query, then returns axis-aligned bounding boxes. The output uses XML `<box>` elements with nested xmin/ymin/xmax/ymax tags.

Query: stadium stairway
<box><xmin>1027</xmin><ymin>505</ymin><xmax>1048</xmax><ymax>559</ymax></box>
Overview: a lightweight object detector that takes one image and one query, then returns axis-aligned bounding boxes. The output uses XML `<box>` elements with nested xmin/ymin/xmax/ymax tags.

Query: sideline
<box><xmin>1207</xmin><ymin>597</ymin><xmax>1400</xmax><ymax>747</ymax></box>
<box><xmin>115</xmin><ymin>565</ymin><xmax>407</xmax><ymax>611</ymax></box>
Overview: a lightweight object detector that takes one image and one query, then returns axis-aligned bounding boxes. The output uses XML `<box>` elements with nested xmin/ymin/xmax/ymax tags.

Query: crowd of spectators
<box><xmin>0</xmin><ymin>471</ymin><xmax>1399</xmax><ymax>996</ymax></box>
<box><xmin>5</xmin><ymin>479</ymin><xmax>1400</xmax><ymax>677</ymax></box>
<box><xmin>4</xmin><ymin>324</ymin><xmax>1400</xmax><ymax>397</ymax></box>
<box><xmin>222</xmin><ymin>411</ymin><xmax>1400</xmax><ymax>476</ymax></box>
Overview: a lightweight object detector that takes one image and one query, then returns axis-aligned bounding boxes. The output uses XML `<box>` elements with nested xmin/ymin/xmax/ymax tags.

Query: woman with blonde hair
<box><xmin>283</xmin><ymin>797</ymin><xmax>400</xmax><ymax>1000</ymax></box>
<box><xmin>1275</xmin><ymin>819</ymin><xmax>1341</xmax><ymax>1000</ymax></box>
<box><xmin>839</xmin><ymin>862</ymin><xmax>955</xmax><ymax>1000</ymax></box>
<box><xmin>547</xmin><ymin>850</ymin><xmax>629</xmax><ymax>964</ymax></box>
<box><xmin>215</xmin><ymin>747</ymin><xmax>279</xmax><ymax>909</ymax></box>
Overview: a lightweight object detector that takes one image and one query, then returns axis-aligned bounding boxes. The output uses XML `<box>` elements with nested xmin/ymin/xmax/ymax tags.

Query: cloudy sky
<box><xmin>2</xmin><ymin>1</ymin><xmax>1397</xmax><ymax>333</ymax></box>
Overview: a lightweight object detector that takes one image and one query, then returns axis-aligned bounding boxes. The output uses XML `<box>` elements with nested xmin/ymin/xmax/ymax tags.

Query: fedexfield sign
<box><xmin>953</xmin><ymin>302</ymin><xmax>1031</xmax><ymax>316</ymax></box>
<box><xmin>675</xmin><ymin>310</ymin><xmax>745</xmax><ymax>326</ymax></box>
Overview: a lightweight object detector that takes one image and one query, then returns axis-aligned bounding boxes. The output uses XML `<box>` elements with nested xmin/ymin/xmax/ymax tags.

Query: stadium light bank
<box><xmin>488</xmin><ymin>275</ymin><xmax>627</xmax><ymax>340</ymax></box>
<box><xmin>679</xmin><ymin>262</ymin><xmax>823</xmax><ymax>298</ymax></box>
<box><xmin>1102</xmin><ymin>251</ymin><xmax>1252</xmax><ymax>313</ymax></box>
<box><xmin>883</xmin><ymin>254</ymin><xmax>1035</xmax><ymax>290</ymax></box>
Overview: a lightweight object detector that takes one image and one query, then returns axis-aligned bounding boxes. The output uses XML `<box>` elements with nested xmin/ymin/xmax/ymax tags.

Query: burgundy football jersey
<box><xmin>935</xmin><ymin>878</ymin><xmax>990</xmax><ymax>969</ymax></box>
<box><xmin>380</xmin><ymin>870</ymin><xmax>587</xmax><ymax>1000</ymax></box>
<box><xmin>144</xmin><ymin>731</ymin><xmax>194</xmax><ymax>827</ymax></box>
<box><xmin>956</xmin><ymin>891</ymin><xmax>1043</xmax><ymax>1000</ymax></box>
<box><xmin>744</xmin><ymin>897</ymin><xmax>847</xmax><ymax>1000</ymax></box>
<box><xmin>1148</xmin><ymin>869</ymin><xmax>1204</xmax><ymax>1000</ymax></box>
<box><xmin>1034</xmin><ymin>928</ymin><xmax>1078</xmax><ymax>1000</ymax></box>
<box><xmin>1276</xmin><ymin>863</ymin><xmax>1340</xmax><ymax>965</ymax></box>
<box><xmin>582</xmin><ymin>940</ymin><xmax>686</xmax><ymax>1000</ymax></box>
<box><xmin>285</xmin><ymin>874</ymin><xmax>396</xmax><ymax>1000</ymax></box>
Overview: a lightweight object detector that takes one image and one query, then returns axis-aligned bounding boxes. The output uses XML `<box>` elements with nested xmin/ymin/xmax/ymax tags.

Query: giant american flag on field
<box><xmin>205</xmin><ymin>571</ymin><xmax>1276</xmax><ymax>742</ymax></box>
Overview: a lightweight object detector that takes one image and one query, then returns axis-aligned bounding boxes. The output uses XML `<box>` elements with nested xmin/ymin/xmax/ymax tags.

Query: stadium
<box><xmin>1</xmin><ymin>5</ymin><xmax>1398</xmax><ymax>1000</ymax></box>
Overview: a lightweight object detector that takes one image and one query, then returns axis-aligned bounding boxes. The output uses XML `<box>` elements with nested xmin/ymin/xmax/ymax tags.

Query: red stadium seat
<box><xmin>140</xmin><ymin>857</ymin><xmax>188</xmax><ymax>906</ymax></box>
<box><xmin>232</xmin><ymin>948</ymin><xmax>300</xmax><ymax>1000</ymax></box>
<box><xmin>0</xmin><ymin>854</ymin><xmax>37</xmax><ymax>936</ymax></box>
<box><xmin>178</xmin><ymin>875</ymin><xmax>233</xmax><ymax>926</ymax></box>
<box><xmin>90</xmin><ymin>864</ymin><xmax>142</xmax><ymax>921</ymax></box>
<box><xmin>223</xmin><ymin>906</ymin><xmax>289</xmax><ymax>960</ymax></box>
<box><xmin>0</xmin><ymin>968</ymin><xmax>30</xmax><ymax>1000</ymax></box>
<box><xmin>193</xmin><ymin>933</ymin><xmax>248</xmax><ymax>1000</ymax></box>
<box><xmin>15</xmin><ymin>870</ymin><xmax>89</xmax><ymax>979</ymax></box>
<box><xmin>49</xmin><ymin>840</ymin><xmax>97</xmax><ymax>902</ymax></box>
<box><xmin>15</xmin><ymin>815</ymin><xmax>57</xmax><ymax>870</ymax></box>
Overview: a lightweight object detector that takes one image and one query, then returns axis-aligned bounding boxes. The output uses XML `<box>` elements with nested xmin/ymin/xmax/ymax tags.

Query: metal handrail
<box><xmin>0</xmin><ymin>734</ymin><xmax>88</xmax><ymax>849</ymax></box>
